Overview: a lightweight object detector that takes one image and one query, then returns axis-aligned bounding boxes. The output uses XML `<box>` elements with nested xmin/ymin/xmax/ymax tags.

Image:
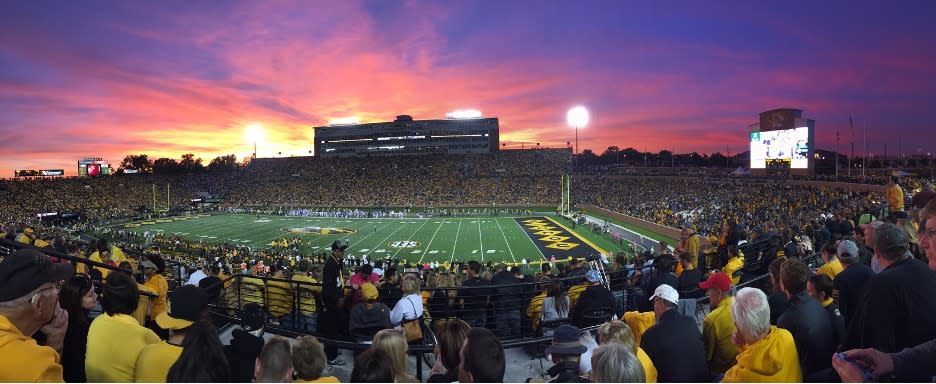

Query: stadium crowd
<box><xmin>2</xmin><ymin>149</ymin><xmax>936</xmax><ymax>382</ymax></box>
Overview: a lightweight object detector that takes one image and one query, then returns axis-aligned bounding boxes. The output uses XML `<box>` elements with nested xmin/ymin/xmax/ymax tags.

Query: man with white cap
<box><xmin>639</xmin><ymin>284</ymin><xmax>710</xmax><ymax>382</ymax></box>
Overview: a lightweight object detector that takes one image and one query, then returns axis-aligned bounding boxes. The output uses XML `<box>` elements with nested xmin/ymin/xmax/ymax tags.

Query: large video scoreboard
<box><xmin>78</xmin><ymin>158</ymin><xmax>111</xmax><ymax>176</ymax></box>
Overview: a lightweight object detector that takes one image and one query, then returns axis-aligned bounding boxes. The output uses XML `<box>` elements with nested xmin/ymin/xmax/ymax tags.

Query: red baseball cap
<box><xmin>699</xmin><ymin>272</ymin><xmax>732</xmax><ymax>291</ymax></box>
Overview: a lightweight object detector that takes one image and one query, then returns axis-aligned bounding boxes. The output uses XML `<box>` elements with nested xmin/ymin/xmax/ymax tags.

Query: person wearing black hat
<box><xmin>321</xmin><ymin>240</ymin><xmax>348</xmax><ymax>365</ymax></box>
<box><xmin>534</xmin><ymin>324</ymin><xmax>590</xmax><ymax>383</ymax></box>
<box><xmin>0</xmin><ymin>249</ymin><xmax>73</xmax><ymax>382</ymax></box>
<box><xmin>225</xmin><ymin>303</ymin><xmax>267</xmax><ymax>382</ymax></box>
<box><xmin>134</xmin><ymin>284</ymin><xmax>228</xmax><ymax>382</ymax></box>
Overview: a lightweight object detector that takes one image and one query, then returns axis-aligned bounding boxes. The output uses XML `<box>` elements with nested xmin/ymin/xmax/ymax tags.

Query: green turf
<box><xmin>583</xmin><ymin>212</ymin><xmax>680</xmax><ymax>247</ymax></box>
<box><xmin>551</xmin><ymin>216</ymin><xmax>631</xmax><ymax>256</ymax></box>
<box><xmin>119</xmin><ymin>214</ymin><xmax>565</xmax><ymax>264</ymax></box>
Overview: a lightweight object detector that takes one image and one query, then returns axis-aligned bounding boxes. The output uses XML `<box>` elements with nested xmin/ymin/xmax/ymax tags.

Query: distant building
<box><xmin>313</xmin><ymin>115</ymin><xmax>499</xmax><ymax>157</ymax></box>
<box><xmin>748</xmin><ymin>108</ymin><xmax>816</xmax><ymax>176</ymax></box>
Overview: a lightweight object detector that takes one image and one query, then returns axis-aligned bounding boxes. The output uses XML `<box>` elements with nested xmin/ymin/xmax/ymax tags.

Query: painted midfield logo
<box><xmin>283</xmin><ymin>226</ymin><xmax>357</xmax><ymax>235</ymax></box>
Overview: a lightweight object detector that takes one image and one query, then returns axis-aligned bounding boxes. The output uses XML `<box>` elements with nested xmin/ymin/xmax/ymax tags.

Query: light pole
<box><xmin>246</xmin><ymin>124</ymin><xmax>264</xmax><ymax>159</ymax></box>
<box><xmin>567</xmin><ymin>106</ymin><xmax>589</xmax><ymax>157</ymax></box>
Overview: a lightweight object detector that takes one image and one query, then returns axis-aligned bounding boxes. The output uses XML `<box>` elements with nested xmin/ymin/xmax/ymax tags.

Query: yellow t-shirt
<box><xmin>703</xmin><ymin>296</ymin><xmax>739</xmax><ymax>376</ymax></box>
<box><xmin>240</xmin><ymin>276</ymin><xmax>266</xmax><ymax>308</ymax></box>
<box><xmin>817</xmin><ymin>258</ymin><xmax>844</xmax><ymax>281</ymax></box>
<box><xmin>89</xmin><ymin>249</ymin><xmax>126</xmax><ymax>278</ymax></box>
<box><xmin>722</xmin><ymin>255</ymin><xmax>744</xmax><ymax>285</ymax></box>
<box><xmin>623</xmin><ymin>311</ymin><xmax>656</xmax><ymax>348</ymax></box>
<box><xmin>637</xmin><ymin>347</ymin><xmax>658</xmax><ymax>383</ymax></box>
<box><xmin>86</xmin><ymin>313</ymin><xmax>160</xmax><ymax>382</ymax></box>
<box><xmin>134</xmin><ymin>341</ymin><xmax>183</xmax><ymax>383</ymax></box>
<box><xmin>0</xmin><ymin>314</ymin><xmax>63</xmax><ymax>382</ymax></box>
<box><xmin>292</xmin><ymin>275</ymin><xmax>320</xmax><ymax>315</ymax></box>
<box><xmin>143</xmin><ymin>274</ymin><xmax>169</xmax><ymax>320</ymax></box>
<box><xmin>267</xmin><ymin>279</ymin><xmax>293</xmax><ymax>318</ymax></box>
<box><xmin>295</xmin><ymin>376</ymin><xmax>341</xmax><ymax>383</ymax></box>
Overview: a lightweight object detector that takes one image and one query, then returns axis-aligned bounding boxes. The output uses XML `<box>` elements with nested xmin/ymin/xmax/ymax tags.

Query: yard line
<box><xmin>348</xmin><ymin>219</ymin><xmax>398</xmax><ymax>248</ymax></box>
<box><xmin>493</xmin><ymin>217</ymin><xmax>517</xmax><ymax>263</ymax></box>
<box><xmin>364</xmin><ymin>219</ymin><xmax>414</xmax><ymax>258</ymax></box>
<box><xmin>390</xmin><ymin>218</ymin><xmax>433</xmax><ymax>259</ymax></box>
<box><xmin>450</xmin><ymin>219</ymin><xmax>462</xmax><ymax>263</ymax></box>
<box><xmin>478</xmin><ymin>218</ymin><xmax>484</xmax><ymax>262</ymax></box>
<box><xmin>513</xmin><ymin>218</ymin><xmax>548</xmax><ymax>261</ymax></box>
<box><xmin>417</xmin><ymin>218</ymin><xmax>446</xmax><ymax>264</ymax></box>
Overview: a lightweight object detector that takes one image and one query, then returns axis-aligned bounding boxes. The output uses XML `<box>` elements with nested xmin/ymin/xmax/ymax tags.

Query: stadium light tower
<box><xmin>567</xmin><ymin>106</ymin><xmax>589</xmax><ymax>155</ymax></box>
<box><xmin>246</xmin><ymin>124</ymin><xmax>264</xmax><ymax>158</ymax></box>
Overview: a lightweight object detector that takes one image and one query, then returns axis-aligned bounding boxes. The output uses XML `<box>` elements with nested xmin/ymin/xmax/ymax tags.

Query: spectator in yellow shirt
<box><xmin>887</xmin><ymin>175</ymin><xmax>905</xmax><ymax>213</ymax></box>
<box><xmin>0</xmin><ymin>249</ymin><xmax>73</xmax><ymax>383</ymax></box>
<box><xmin>135</xmin><ymin>285</ymin><xmax>229</xmax><ymax>382</ymax></box>
<box><xmin>141</xmin><ymin>258</ymin><xmax>169</xmax><ymax>326</ymax></box>
<box><xmin>722</xmin><ymin>245</ymin><xmax>744</xmax><ymax>285</ymax></box>
<box><xmin>699</xmin><ymin>272</ymin><xmax>739</xmax><ymax>377</ymax></box>
<box><xmin>290</xmin><ymin>259</ymin><xmax>320</xmax><ymax>332</ymax></box>
<box><xmin>816</xmin><ymin>242</ymin><xmax>846</xmax><ymax>280</ymax></box>
<box><xmin>722</xmin><ymin>288</ymin><xmax>802</xmax><ymax>382</ymax></box>
<box><xmin>86</xmin><ymin>271</ymin><xmax>160</xmax><ymax>382</ymax></box>
<box><xmin>267</xmin><ymin>269</ymin><xmax>293</xmax><ymax>319</ymax></box>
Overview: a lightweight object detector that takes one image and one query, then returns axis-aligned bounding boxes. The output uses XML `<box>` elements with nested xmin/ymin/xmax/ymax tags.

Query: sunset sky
<box><xmin>1</xmin><ymin>0</ymin><xmax>935</xmax><ymax>174</ymax></box>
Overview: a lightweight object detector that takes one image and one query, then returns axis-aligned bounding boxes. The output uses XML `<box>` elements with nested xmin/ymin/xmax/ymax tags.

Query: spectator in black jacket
<box><xmin>832</xmin><ymin>239</ymin><xmax>872</xmax><ymax>326</ymax></box>
<box><xmin>677</xmin><ymin>252</ymin><xmax>703</xmax><ymax>294</ymax></box>
<box><xmin>844</xmin><ymin>223</ymin><xmax>936</xmax><ymax>357</ymax></box>
<box><xmin>320</xmin><ymin>240</ymin><xmax>348</xmax><ymax>365</ymax></box>
<box><xmin>640</xmin><ymin>284</ymin><xmax>710</xmax><ymax>382</ymax></box>
<box><xmin>571</xmin><ymin>269</ymin><xmax>616</xmax><ymax>328</ymax></box>
<box><xmin>806</xmin><ymin>274</ymin><xmax>845</xmax><ymax>350</ymax></box>
<box><xmin>459</xmin><ymin>261</ymin><xmax>490</xmax><ymax>328</ymax></box>
<box><xmin>834</xmin><ymin>203</ymin><xmax>936</xmax><ymax>382</ymax></box>
<box><xmin>224</xmin><ymin>303</ymin><xmax>266</xmax><ymax>383</ymax></box>
<box><xmin>766</xmin><ymin>257</ymin><xmax>788</xmax><ymax>325</ymax></box>
<box><xmin>777</xmin><ymin>258</ymin><xmax>837</xmax><ymax>380</ymax></box>
<box><xmin>491</xmin><ymin>263</ymin><xmax>523</xmax><ymax>339</ymax></box>
<box><xmin>378</xmin><ymin>267</ymin><xmax>403</xmax><ymax>309</ymax></box>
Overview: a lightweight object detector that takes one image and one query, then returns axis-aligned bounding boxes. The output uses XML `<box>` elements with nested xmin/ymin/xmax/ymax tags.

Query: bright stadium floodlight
<box><xmin>446</xmin><ymin>109</ymin><xmax>482</xmax><ymax>119</ymax></box>
<box><xmin>567</xmin><ymin>106</ymin><xmax>589</xmax><ymax>154</ymax></box>
<box><xmin>328</xmin><ymin>117</ymin><xmax>360</xmax><ymax>126</ymax></box>
<box><xmin>245</xmin><ymin>124</ymin><xmax>264</xmax><ymax>158</ymax></box>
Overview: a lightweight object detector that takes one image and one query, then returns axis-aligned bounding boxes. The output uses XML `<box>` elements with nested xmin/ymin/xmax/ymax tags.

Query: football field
<box><xmin>118</xmin><ymin>214</ymin><xmax>610</xmax><ymax>265</ymax></box>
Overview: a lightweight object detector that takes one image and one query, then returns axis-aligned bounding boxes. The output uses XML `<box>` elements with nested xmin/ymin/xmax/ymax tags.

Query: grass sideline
<box><xmin>582</xmin><ymin>212</ymin><xmax>680</xmax><ymax>248</ymax></box>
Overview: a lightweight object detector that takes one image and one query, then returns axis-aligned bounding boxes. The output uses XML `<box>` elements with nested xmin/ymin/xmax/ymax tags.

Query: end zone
<box><xmin>514</xmin><ymin>217</ymin><xmax>606</xmax><ymax>260</ymax></box>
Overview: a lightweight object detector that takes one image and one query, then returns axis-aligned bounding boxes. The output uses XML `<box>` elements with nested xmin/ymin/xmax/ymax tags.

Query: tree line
<box><xmin>117</xmin><ymin>154</ymin><xmax>249</xmax><ymax>174</ymax></box>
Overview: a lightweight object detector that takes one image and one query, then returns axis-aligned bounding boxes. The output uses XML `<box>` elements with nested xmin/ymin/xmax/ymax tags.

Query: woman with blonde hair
<box><xmin>390</xmin><ymin>274</ymin><xmax>424</xmax><ymax>326</ymax></box>
<box><xmin>372</xmin><ymin>329</ymin><xmax>418</xmax><ymax>383</ymax></box>
<box><xmin>897</xmin><ymin>217</ymin><xmax>923</xmax><ymax>260</ymax></box>
<box><xmin>597</xmin><ymin>320</ymin><xmax>657</xmax><ymax>383</ymax></box>
<box><xmin>428</xmin><ymin>272</ymin><xmax>459</xmax><ymax>328</ymax></box>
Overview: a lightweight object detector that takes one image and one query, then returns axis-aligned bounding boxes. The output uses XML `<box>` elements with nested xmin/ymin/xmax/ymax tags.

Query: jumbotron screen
<box><xmin>78</xmin><ymin>160</ymin><xmax>111</xmax><ymax>176</ymax></box>
<box><xmin>749</xmin><ymin>127</ymin><xmax>810</xmax><ymax>169</ymax></box>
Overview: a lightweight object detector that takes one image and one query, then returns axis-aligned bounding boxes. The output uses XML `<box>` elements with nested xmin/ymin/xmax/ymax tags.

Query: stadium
<box><xmin>3</xmin><ymin>3</ymin><xmax>936</xmax><ymax>383</ymax></box>
<box><xmin>4</xmin><ymin>133</ymin><xmax>936</xmax><ymax>382</ymax></box>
